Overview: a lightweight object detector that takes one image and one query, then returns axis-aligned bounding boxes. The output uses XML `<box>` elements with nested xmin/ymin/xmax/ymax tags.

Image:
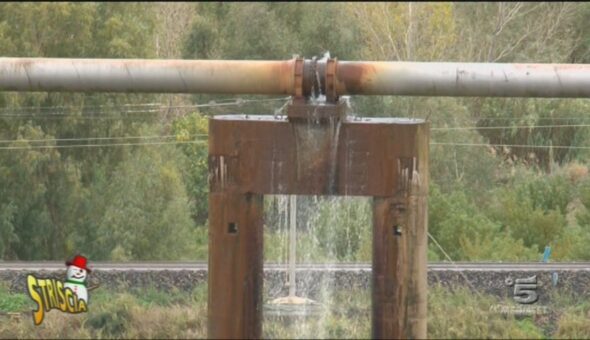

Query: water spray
<box><xmin>266</xmin><ymin>195</ymin><xmax>321</xmax><ymax>318</ymax></box>
<box><xmin>2</xmin><ymin>54</ymin><xmax>589</xmax><ymax>339</ymax></box>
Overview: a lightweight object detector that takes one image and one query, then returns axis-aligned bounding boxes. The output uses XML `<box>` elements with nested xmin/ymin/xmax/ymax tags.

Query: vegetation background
<box><xmin>3</xmin><ymin>281</ymin><xmax>590</xmax><ymax>339</ymax></box>
<box><xmin>1</xmin><ymin>2</ymin><xmax>590</xmax><ymax>263</ymax></box>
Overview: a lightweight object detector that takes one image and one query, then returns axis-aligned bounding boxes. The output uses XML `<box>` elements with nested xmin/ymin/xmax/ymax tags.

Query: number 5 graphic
<box><xmin>513</xmin><ymin>275</ymin><xmax>538</xmax><ymax>304</ymax></box>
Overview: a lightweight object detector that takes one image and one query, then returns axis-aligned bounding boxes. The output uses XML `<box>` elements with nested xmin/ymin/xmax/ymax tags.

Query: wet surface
<box><xmin>212</xmin><ymin>114</ymin><xmax>425</xmax><ymax>125</ymax></box>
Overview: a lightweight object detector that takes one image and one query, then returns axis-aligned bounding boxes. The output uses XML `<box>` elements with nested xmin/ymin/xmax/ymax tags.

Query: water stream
<box><xmin>262</xmin><ymin>64</ymin><xmax>373</xmax><ymax>338</ymax></box>
<box><xmin>263</xmin><ymin>195</ymin><xmax>372</xmax><ymax>339</ymax></box>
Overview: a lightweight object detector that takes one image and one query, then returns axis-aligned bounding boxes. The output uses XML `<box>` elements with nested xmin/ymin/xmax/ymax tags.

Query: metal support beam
<box><xmin>208</xmin><ymin>111</ymin><xmax>429</xmax><ymax>339</ymax></box>
<box><xmin>1</xmin><ymin>54</ymin><xmax>575</xmax><ymax>338</ymax></box>
<box><xmin>372</xmin><ymin>156</ymin><xmax>428</xmax><ymax>339</ymax></box>
<box><xmin>1</xmin><ymin>57</ymin><xmax>589</xmax><ymax>98</ymax></box>
<box><xmin>208</xmin><ymin>189</ymin><xmax>264</xmax><ymax>339</ymax></box>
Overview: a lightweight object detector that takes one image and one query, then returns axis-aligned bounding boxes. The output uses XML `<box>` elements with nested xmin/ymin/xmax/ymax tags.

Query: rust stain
<box><xmin>336</xmin><ymin>62</ymin><xmax>376</xmax><ymax>95</ymax></box>
<box><xmin>208</xmin><ymin>97</ymin><xmax>430</xmax><ymax>340</ymax></box>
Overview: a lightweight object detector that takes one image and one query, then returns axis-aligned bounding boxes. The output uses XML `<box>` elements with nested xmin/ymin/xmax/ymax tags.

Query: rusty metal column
<box><xmin>372</xmin><ymin>124</ymin><xmax>429</xmax><ymax>339</ymax></box>
<box><xmin>208</xmin><ymin>132</ymin><xmax>264</xmax><ymax>338</ymax></box>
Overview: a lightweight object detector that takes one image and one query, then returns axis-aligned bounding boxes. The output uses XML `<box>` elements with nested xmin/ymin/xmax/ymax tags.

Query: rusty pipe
<box><xmin>336</xmin><ymin>61</ymin><xmax>590</xmax><ymax>98</ymax></box>
<box><xmin>0</xmin><ymin>58</ymin><xmax>296</xmax><ymax>95</ymax></box>
<box><xmin>1</xmin><ymin>57</ymin><xmax>590</xmax><ymax>98</ymax></box>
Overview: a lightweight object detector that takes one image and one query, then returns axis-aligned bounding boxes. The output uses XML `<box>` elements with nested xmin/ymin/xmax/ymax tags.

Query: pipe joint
<box><xmin>295</xmin><ymin>55</ymin><xmax>339</xmax><ymax>103</ymax></box>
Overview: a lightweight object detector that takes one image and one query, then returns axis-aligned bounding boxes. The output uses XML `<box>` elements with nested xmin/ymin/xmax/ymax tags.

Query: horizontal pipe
<box><xmin>336</xmin><ymin>61</ymin><xmax>590</xmax><ymax>98</ymax></box>
<box><xmin>0</xmin><ymin>58</ymin><xmax>295</xmax><ymax>95</ymax></box>
<box><xmin>0</xmin><ymin>57</ymin><xmax>589</xmax><ymax>98</ymax></box>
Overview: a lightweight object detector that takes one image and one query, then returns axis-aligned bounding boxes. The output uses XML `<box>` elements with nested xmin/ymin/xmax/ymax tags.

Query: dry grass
<box><xmin>1</xmin><ymin>283</ymin><xmax>589</xmax><ymax>339</ymax></box>
<box><xmin>566</xmin><ymin>162</ymin><xmax>589</xmax><ymax>183</ymax></box>
<box><xmin>554</xmin><ymin>311</ymin><xmax>590</xmax><ymax>339</ymax></box>
<box><xmin>427</xmin><ymin>285</ymin><xmax>545</xmax><ymax>339</ymax></box>
<box><xmin>0</xmin><ymin>294</ymin><xmax>206</xmax><ymax>339</ymax></box>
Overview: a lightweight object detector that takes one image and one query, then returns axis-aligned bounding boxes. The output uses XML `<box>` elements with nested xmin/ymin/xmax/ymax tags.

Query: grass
<box><xmin>427</xmin><ymin>285</ymin><xmax>545</xmax><ymax>339</ymax></box>
<box><xmin>1</xmin><ymin>281</ymin><xmax>589</xmax><ymax>339</ymax></box>
<box><xmin>0</xmin><ymin>284</ymin><xmax>30</xmax><ymax>313</ymax></box>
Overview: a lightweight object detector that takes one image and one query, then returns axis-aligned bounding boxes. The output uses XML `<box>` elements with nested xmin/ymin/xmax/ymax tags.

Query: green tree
<box><xmin>0</xmin><ymin>3</ymin><xmax>171</xmax><ymax>260</ymax></box>
<box><xmin>0</xmin><ymin>123</ymin><xmax>84</xmax><ymax>259</ymax></box>
<box><xmin>486</xmin><ymin>184</ymin><xmax>566</xmax><ymax>252</ymax></box>
<box><xmin>171</xmin><ymin>112</ymin><xmax>209</xmax><ymax>225</ymax></box>
<box><xmin>95</xmin><ymin>144</ymin><xmax>195</xmax><ymax>260</ymax></box>
<box><xmin>428</xmin><ymin>183</ymin><xmax>502</xmax><ymax>260</ymax></box>
<box><xmin>309</xmin><ymin>197</ymin><xmax>372</xmax><ymax>261</ymax></box>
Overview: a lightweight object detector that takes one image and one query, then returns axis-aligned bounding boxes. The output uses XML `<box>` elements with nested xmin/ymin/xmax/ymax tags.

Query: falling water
<box><xmin>289</xmin><ymin>195</ymin><xmax>297</xmax><ymax>298</ymax></box>
<box><xmin>263</xmin><ymin>195</ymin><xmax>373</xmax><ymax>339</ymax></box>
<box><xmin>262</xmin><ymin>65</ymin><xmax>372</xmax><ymax>338</ymax></box>
<box><xmin>327</xmin><ymin>117</ymin><xmax>341</xmax><ymax>194</ymax></box>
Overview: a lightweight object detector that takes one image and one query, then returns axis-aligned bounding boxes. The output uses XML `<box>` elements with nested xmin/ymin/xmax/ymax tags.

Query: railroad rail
<box><xmin>1</xmin><ymin>262</ymin><xmax>588</xmax><ymax>272</ymax></box>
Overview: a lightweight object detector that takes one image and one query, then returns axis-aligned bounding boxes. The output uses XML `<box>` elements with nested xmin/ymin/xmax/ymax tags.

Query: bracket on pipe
<box><xmin>288</xmin><ymin>55</ymin><xmax>343</xmax><ymax>123</ymax></box>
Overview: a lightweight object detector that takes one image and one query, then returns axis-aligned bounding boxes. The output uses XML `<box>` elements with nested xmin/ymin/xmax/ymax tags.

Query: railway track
<box><xmin>0</xmin><ymin>262</ymin><xmax>588</xmax><ymax>271</ymax></box>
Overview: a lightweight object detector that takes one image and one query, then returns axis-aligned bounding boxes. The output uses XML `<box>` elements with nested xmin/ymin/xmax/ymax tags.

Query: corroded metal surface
<box><xmin>208</xmin><ymin>114</ymin><xmax>429</xmax><ymax>339</ymax></box>
<box><xmin>285</xmin><ymin>99</ymin><xmax>347</xmax><ymax>122</ymax></box>
<box><xmin>0</xmin><ymin>58</ymin><xmax>296</xmax><ymax>94</ymax></box>
<box><xmin>208</xmin><ymin>115</ymin><xmax>428</xmax><ymax>196</ymax></box>
<box><xmin>373</xmin><ymin>153</ymin><xmax>429</xmax><ymax>339</ymax></box>
<box><xmin>336</xmin><ymin>61</ymin><xmax>590</xmax><ymax>98</ymax></box>
<box><xmin>1</xmin><ymin>53</ymin><xmax>587</xmax><ymax>339</ymax></box>
<box><xmin>208</xmin><ymin>190</ymin><xmax>264</xmax><ymax>339</ymax></box>
<box><xmin>1</xmin><ymin>57</ymin><xmax>590</xmax><ymax>98</ymax></box>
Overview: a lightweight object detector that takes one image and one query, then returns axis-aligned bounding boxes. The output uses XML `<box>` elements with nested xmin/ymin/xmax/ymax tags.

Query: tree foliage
<box><xmin>2</xmin><ymin>2</ymin><xmax>590</xmax><ymax>262</ymax></box>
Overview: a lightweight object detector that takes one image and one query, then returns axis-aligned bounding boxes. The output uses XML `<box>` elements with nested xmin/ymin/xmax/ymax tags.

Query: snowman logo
<box><xmin>64</xmin><ymin>254</ymin><xmax>91</xmax><ymax>303</ymax></box>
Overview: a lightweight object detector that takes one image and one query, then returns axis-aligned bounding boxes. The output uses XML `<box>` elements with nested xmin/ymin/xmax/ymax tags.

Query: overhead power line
<box><xmin>432</xmin><ymin>124</ymin><xmax>590</xmax><ymax>131</ymax></box>
<box><xmin>431</xmin><ymin>142</ymin><xmax>590</xmax><ymax>150</ymax></box>
<box><xmin>431</xmin><ymin>116</ymin><xmax>590</xmax><ymax>122</ymax></box>
<box><xmin>0</xmin><ymin>97</ymin><xmax>291</xmax><ymax>116</ymax></box>
<box><xmin>2</xmin><ymin>139</ymin><xmax>588</xmax><ymax>151</ymax></box>
<box><xmin>0</xmin><ymin>140</ymin><xmax>207</xmax><ymax>150</ymax></box>
<box><xmin>0</xmin><ymin>134</ymin><xmax>208</xmax><ymax>144</ymax></box>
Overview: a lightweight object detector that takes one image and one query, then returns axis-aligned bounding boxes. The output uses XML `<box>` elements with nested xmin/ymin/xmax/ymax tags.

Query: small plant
<box><xmin>86</xmin><ymin>293</ymin><xmax>135</xmax><ymax>338</ymax></box>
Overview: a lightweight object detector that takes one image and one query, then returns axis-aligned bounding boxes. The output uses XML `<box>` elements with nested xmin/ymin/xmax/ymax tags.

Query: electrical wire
<box><xmin>1</xmin><ymin>137</ymin><xmax>587</xmax><ymax>151</ymax></box>
<box><xmin>430</xmin><ymin>142</ymin><xmax>590</xmax><ymax>150</ymax></box>
<box><xmin>427</xmin><ymin>232</ymin><xmax>483</xmax><ymax>297</ymax></box>
<box><xmin>0</xmin><ymin>102</ymin><xmax>290</xmax><ymax>121</ymax></box>
<box><xmin>0</xmin><ymin>96</ymin><xmax>290</xmax><ymax>111</ymax></box>
<box><xmin>0</xmin><ymin>97</ymin><xmax>291</xmax><ymax>117</ymax></box>
<box><xmin>0</xmin><ymin>140</ymin><xmax>207</xmax><ymax>150</ymax></box>
<box><xmin>432</xmin><ymin>124</ymin><xmax>590</xmax><ymax>131</ymax></box>
<box><xmin>0</xmin><ymin>134</ymin><xmax>209</xmax><ymax>144</ymax></box>
<box><xmin>430</xmin><ymin>116</ymin><xmax>590</xmax><ymax>121</ymax></box>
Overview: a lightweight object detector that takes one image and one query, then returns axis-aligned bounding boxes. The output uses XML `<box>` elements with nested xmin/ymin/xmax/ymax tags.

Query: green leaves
<box><xmin>309</xmin><ymin>197</ymin><xmax>372</xmax><ymax>261</ymax></box>
<box><xmin>171</xmin><ymin>112</ymin><xmax>209</xmax><ymax>225</ymax></box>
<box><xmin>0</xmin><ymin>3</ymin><xmax>178</xmax><ymax>261</ymax></box>
<box><xmin>0</xmin><ymin>203</ymin><xmax>17</xmax><ymax>259</ymax></box>
<box><xmin>95</xmin><ymin>142</ymin><xmax>195</xmax><ymax>261</ymax></box>
<box><xmin>183</xmin><ymin>3</ymin><xmax>364</xmax><ymax>61</ymax></box>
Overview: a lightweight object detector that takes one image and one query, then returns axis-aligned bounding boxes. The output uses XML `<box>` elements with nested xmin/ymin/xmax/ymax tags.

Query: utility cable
<box><xmin>432</xmin><ymin>124</ymin><xmax>590</xmax><ymax>131</ymax></box>
<box><xmin>427</xmin><ymin>232</ymin><xmax>484</xmax><ymax>298</ymax></box>
<box><xmin>0</xmin><ymin>97</ymin><xmax>290</xmax><ymax>112</ymax></box>
<box><xmin>0</xmin><ymin>140</ymin><xmax>207</xmax><ymax>150</ymax></box>
<box><xmin>430</xmin><ymin>142</ymin><xmax>590</xmax><ymax>150</ymax></box>
<box><xmin>0</xmin><ymin>134</ymin><xmax>208</xmax><ymax>144</ymax></box>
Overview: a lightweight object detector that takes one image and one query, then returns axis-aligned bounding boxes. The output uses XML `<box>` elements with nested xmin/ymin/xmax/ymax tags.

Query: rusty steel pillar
<box><xmin>207</xmin><ymin>96</ymin><xmax>429</xmax><ymax>339</ymax></box>
<box><xmin>1</xmin><ymin>55</ymin><xmax>590</xmax><ymax>340</ymax></box>
<box><xmin>207</xmin><ymin>188</ymin><xmax>263</xmax><ymax>338</ymax></box>
<box><xmin>373</xmin><ymin>152</ymin><xmax>429</xmax><ymax>339</ymax></box>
